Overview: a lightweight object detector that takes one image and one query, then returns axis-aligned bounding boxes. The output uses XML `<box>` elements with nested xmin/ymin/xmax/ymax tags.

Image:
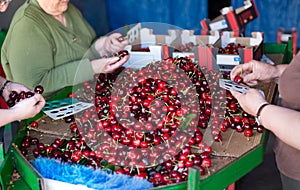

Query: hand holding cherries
<box><xmin>233</xmin><ymin>75</ymin><xmax>244</xmax><ymax>84</ymax></box>
<box><xmin>114</xmin><ymin>50</ymin><xmax>129</xmax><ymax>61</ymax></box>
<box><xmin>6</xmin><ymin>85</ymin><xmax>44</xmax><ymax>107</ymax></box>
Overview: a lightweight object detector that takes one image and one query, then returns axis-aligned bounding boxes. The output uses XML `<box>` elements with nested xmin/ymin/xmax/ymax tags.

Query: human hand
<box><xmin>0</xmin><ymin>0</ymin><xmax>10</xmax><ymax>12</ymax></box>
<box><xmin>95</xmin><ymin>33</ymin><xmax>129</xmax><ymax>56</ymax></box>
<box><xmin>230</xmin><ymin>60</ymin><xmax>279</xmax><ymax>86</ymax></box>
<box><xmin>90</xmin><ymin>54</ymin><xmax>130</xmax><ymax>74</ymax></box>
<box><xmin>230</xmin><ymin>88</ymin><xmax>268</xmax><ymax>116</ymax></box>
<box><xmin>10</xmin><ymin>93</ymin><xmax>45</xmax><ymax>120</ymax></box>
<box><xmin>2</xmin><ymin>82</ymin><xmax>30</xmax><ymax>101</ymax></box>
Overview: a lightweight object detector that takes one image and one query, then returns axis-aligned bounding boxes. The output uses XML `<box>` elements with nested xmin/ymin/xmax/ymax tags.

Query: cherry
<box><xmin>20</xmin><ymin>148</ymin><xmax>28</xmax><ymax>156</ymax></box>
<box><xmin>67</xmin><ymin>92</ymin><xmax>74</xmax><ymax>98</ymax></box>
<box><xmin>244</xmin><ymin>128</ymin><xmax>253</xmax><ymax>137</ymax></box>
<box><xmin>114</xmin><ymin>50</ymin><xmax>129</xmax><ymax>60</ymax></box>
<box><xmin>37</xmin><ymin>143</ymin><xmax>45</xmax><ymax>151</ymax></box>
<box><xmin>25</xmin><ymin>91</ymin><xmax>35</xmax><ymax>98</ymax></box>
<box><xmin>71</xmin><ymin>150</ymin><xmax>82</xmax><ymax>163</ymax></box>
<box><xmin>34</xmin><ymin>85</ymin><xmax>44</xmax><ymax>94</ymax></box>
<box><xmin>19</xmin><ymin>91</ymin><xmax>26</xmax><ymax>100</ymax></box>
<box><xmin>233</xmin><ymin>75</ymin><xmax>244</xmax><ymax>84</ymax></box>
<box><xmin>30</xmin><ymin>121</ymin><xmax>39</xmax><ymax>128</ymax></box>
<box><xmin>23</xmin><ymin>135</ymin><xmax>31</xmax><ymax>142</ymax></box>
<box><xmin>9</xmin><ymin>91</ymin><xmax>18</xmax><ymax>101</ymax></box>
<box><xmin>32</xmin><ymin>148</ymin><xmax>40</xmax><ymax>158</ymax></box>
<box><xmin>21</xmin><ymin>141</ymin><xmax>30</xmax><ymax>148</ymax></box>
<box><xmin>257</xmin><ymin>125</ymin><xmax>264</xmax><ymax>133</ymax></box>
<box><xmin>64</xmin><ymin>115</ymin><xmax>74</xmax><ymax>123</ymax></box>
<box><xmin>201</xmin><ymin>157</ymin><xmax>212</xmax><ymax>168</ymax></box>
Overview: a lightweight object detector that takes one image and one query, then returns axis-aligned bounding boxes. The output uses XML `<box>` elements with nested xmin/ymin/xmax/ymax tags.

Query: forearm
<box><xmin>260</xmin><ymin>104</ymin><xmax>300</xmax><ymax>150</ymax></box>
<box><xmin>273</xmin><ymin>64</ymin><xmax>288</xmax><ymax>82</ymax></box>
<box><xmin>0</xmin><ymin>77</ymin><xmax>6</xmax><ymax>87</ymax></box>
<box><xmin>36</xmin><ymin>59</ymin><xmax>94</xmax><ymax>97</ymax></box>
<box><xmin>0</xmin><ymin>109</ymin><xmax>18</xmax><ymax>126</ymax></box>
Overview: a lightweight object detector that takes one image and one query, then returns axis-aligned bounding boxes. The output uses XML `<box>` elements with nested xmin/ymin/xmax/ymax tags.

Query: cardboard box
<box><xmin>167</xmin><ymin>30</ymin><xmax>220</xmax><ymax>62</ymax></box>
<box><xmin>198</xmin><ymin>31</ymin><xmax>264</xmax><ymax>71</ymax></box>
<box><xmin>124</xmin><ymin>23</ymin><xmax>180</xmax><ymax>68</ymax></box>
<box><xmin>200</xmin><ymin>0</ymin><xmax>259</xmax><ymax>34</ymax></box>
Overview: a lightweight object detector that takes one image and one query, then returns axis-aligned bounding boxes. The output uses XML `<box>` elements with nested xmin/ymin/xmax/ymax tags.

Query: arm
<box><xmin>231</xmin><ymin>89</ymin><xmax>300</xmax><ymax>150</ymax></box>
<box><xmin>4</xmin><ymin>19</ymin><xmax>129</xmax><ymax>97</ymax></box>
<box><xmin>0</xmin><ymin>93</ymin><xmax>45</xmax><ymax>126</ymax></box>
<box><xmin>259</xmin><ymin>104</ymin><xmax>300</xmax><ymax>150</ymax></box>
<box><xmin>0</xmin><ymin>76</ymin><xmax>5</xmax><ymax>87</ymax></box>
<box><xmin>5</xmin><ymin>19</ymin><xmax>95</xmax><ymax>96</ymax></box>
<box><xmin>230</xmin><ymin>60</ymin><xmax>288</xmax><ymax>86</ymax></box>
<box><xmin>94</xmin><ymin>33</ymin><xmax>129</xmax><ymax>56</ymax></box>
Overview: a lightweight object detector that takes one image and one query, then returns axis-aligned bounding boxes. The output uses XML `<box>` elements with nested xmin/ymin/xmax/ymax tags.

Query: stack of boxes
<box><xmin>200</xmin><ymin>0</ymin><xmax>259</xmax><ymax>36</ymax></box>
<box><xmin>124</xmin><ymin>23</ymin><xmax>263</xmax><ymax>72</ymax></box>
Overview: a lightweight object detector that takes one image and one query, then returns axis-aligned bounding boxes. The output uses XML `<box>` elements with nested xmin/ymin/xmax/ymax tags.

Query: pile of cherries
<box><xmin>20</xmin><ymin>52</ymin><xmax>264</xmax><ymax>187</ymax></box>
<box><xmin>218</xmin><ymin>42</ymin><xmax>246</xmax><ymax>55</ymax></box>
<box><xmin>6</xmin><ymin>85</ymin><xmax>44</xmax><ymax>107</ymax></box>
<box><xmin>20</xmin><ymin>131</ymin><xmax>103</xmax><ymax>169</ymax></box>
<box><xmin>176</xmin><ymin>42</ymin><xmax>195</xmax><ymax>52</ymax></box>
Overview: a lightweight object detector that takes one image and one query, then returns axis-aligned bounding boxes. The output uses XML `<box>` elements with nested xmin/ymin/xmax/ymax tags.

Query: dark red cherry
<box><xmin>34</xmin><ymin>85</ymin><xmax>44</xmax><ymax>94</ymax></box>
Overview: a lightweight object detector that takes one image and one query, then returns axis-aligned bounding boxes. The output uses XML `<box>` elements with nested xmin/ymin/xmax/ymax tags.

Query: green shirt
<box><xmin>1</xmin><ymin>0</ymin><xmax>97</xmax><ymax>97</ymax></box>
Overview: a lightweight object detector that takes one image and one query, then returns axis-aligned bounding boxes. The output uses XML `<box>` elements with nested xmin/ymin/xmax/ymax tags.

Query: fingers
<box><xmin>33</xmin><ymin>93</ymin><xmax>46</xmax><ymax>106</ymax></box>
<box><xmin>106</xmin><ymin>55</ymin><xmax>129</xmax><ymax>73</ymax></box>
<box><xmin>229</xmin><ymin>90</ymin><xmax>242</xmax><ymax>99</ymax></box>
<box><xmin>242</xmin><ymin>74</ymin><xmax>258</xmax><ymax>85</ymax></box>
<box><xmin>108</xmin><ymin>33</ymin><xmax>128</xmax><ymax>52</ymax></box>
<box><xmin>230</xmin><ymin>60</ymin><xmax>260</xmax><ymax>86</ymax></box>
<box><xmin>109</xmin><ymin>33</ymin><xmax>123</xmax><ymax>39</ymax></box>
<box><xmin>230</xmin><ymin>61</ymin><xmax>254</xmax><ymax>80</ymax></box>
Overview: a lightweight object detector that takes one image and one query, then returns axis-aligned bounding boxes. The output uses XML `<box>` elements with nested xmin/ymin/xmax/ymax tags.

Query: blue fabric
<box><xmin>31</xmin><ymin>157</ymin><xmax>153</xmax><ymax>190</ymax></box>
<box><xmin>106</xmin><ymin>0</ymin><xmax>207</xmax><ymax>33</ymax></box>
<box><xmin>71</xmin><ymin>0</ymin><xmax>109</xmax><ymax>36</ymax></box>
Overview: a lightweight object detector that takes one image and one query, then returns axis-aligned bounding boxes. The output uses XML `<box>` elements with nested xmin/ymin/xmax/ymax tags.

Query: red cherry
<box><xmin>20</xmin><ymin>148</ymin><xmax>28</xmax><ymax>156</ymax></box>
<box><xmin>201</xmin><ymin>158</ymin><xmax>211</xmax><ymax>168</ymax></box>
<box><xmin>34</xmin><ymin>85</ymin><xmax>44</xmax><ymax>94</ymax></box>
<box><xmin>67</xmin><ymin>92</ymin><xmax>74</xmax><ymax>98</ymax></box>
<box><xmin>185</xmin><ymin>159</ymin><xmax>194</xmax><ymax>167</ymax></box>
<box><xmin>21</xmin><ymin>141</ymin><xmax>30</xmax><ymax>148</ymax></box>
<box><xmin>32</xmin><ymin>148</ymin><xmax>40</xmax><ymax>158</ymax></box>
<box><xmin>114</xmin><ymin>50</ymin><xmax>129</xmax><ymax>60</ymax></box>
<box><xmin>25</xmin><ymin>91</ymin><xmax>35</xmax><ymax>98</ymax></box>
<box><xmin>257</xmin><ymin>125</ymin><xmax>264</xmax><ymax>133</ymax></box>
<box><xmin>30</xmin><ymin>121</ymin><xmax>39</xmax><ymax>128</ymax></box>
<box><xmin>233</xmin><ymin>75</ymin><xmax>243</xmax><ymax>84</ymax></box>
<box><xmin>244</xmin><ymin>128</ymin><xmax>253</xmax><ymax>137</ymax></box>
<box><xmin>30</xmin><ymin>137</ymin><xmax>39</xmax><ymax>145</ymax></box>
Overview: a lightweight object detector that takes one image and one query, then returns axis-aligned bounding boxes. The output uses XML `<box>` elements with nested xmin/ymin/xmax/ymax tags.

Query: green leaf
<box><xmin>100</xmin><ymin>159</ymin><xmax>108</xmax><ymax>167</ymax></box>
<box><xmin>179</xmin><ymin>113</ymin><xmax>196</xmax><ymax>130</ymax></box>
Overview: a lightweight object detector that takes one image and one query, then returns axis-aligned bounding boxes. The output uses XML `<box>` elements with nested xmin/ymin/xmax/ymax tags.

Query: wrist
<box><xmin>256</xmin><ymin>102</ymin><xmax>270</xmax><ymax>125</ymax></box>
<box><xmin>0</xmin><ymin>80</ymin><xmax>11</xmax><ymax>96</ymax></box>
<box><xmin>273</xmin><ymin>65</ymin><xmax>287</xmax><ymax>82</ymax></box>
<box><xmin>95</xmin><ymin>37</ymin><xmax>108</xmax><ymax>55</ymax></box>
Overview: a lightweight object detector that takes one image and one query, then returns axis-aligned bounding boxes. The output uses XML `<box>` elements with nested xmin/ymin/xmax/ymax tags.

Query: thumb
<box><xmin>109</xmin><ymin>33</ymin><xmax>122</xmax><ymax>39</ymax></box>
<box><xmin>108</xmin><ymin>57</ymin><xmax>121</xmax><ymax>65</ymax></box>
<box><xmin>242</xmin><ymin>73</ymin><xmax>258</xmax><ymax>86</ymax></box>
<box><xmin>229</xmin><ymin>90</ymin><xmax>243</xmax><ymax>99</ymax></box>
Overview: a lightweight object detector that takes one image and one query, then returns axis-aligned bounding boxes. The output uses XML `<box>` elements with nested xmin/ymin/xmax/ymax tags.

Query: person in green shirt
<box><xmin>1</xmin><ymin>0</ymin><xmax>129</xmax><ymax>98</ymax></box>
<box><xmin>0</xmin><ymin>0</ymin><xmax>45</xmax><ymax>153</ymax></box>
<box><xmin>0</xmin><ymin>0</ymin><xmax>45</xmax><ymax>127</ymax></box>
